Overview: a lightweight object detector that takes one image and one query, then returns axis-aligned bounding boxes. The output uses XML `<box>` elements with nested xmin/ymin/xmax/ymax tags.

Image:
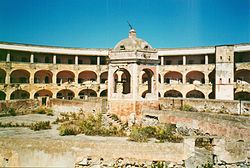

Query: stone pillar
<box><xmin>205</xmin><ymin>73</ymin><xmax>209</xmax><ymax>84</ymax></box>
<box><xmin>97</xmin><ymin>56</ymin><xmax>100</xmax><ymax>65</ymax></box>
<box><xmin>53</xmin><ymin>55</ymin><xmax>56</xmax><ymax>64</ymax></box>
<box><xmin>161</xmin><ymin>56</ymin><xmax>164</xmax><ymax>65</ymax></box>
<box><xmin>183</xmin><ymin>55</ymin><xmax>186</xmax><ymax>65</ymax></box>
<box><xmin>205</xmin><ymin>55</ymin><xmax>208</xmax><ymax>65</ymax></box>
<box><xmin>183</xmin><ymin>72</ymin><xmax>186</xmax><ymax>84</ymax></box>
<box><xmin>5</xmin><ymin>72</ymin><xmax>10</xmax><ymax>84</ymax></box>
<box><xmin>75</xmin><ymin>55</ymin><xmax>78</xmax><ymax>65</ymax></box>
<box><xmin>52</xmin><ymin>73</ymin><xmax>57</xmax><ymax>84</ymax></box>
<box><xmin>97</xmin><ymin>73</ymin><xmax>100</xmax><ymax>83</ymax></box>
<box><xmin>30</xmin><ymin>53</ymin><xmax>34</xmax><ymax>63</ymax></box>
<box><xmin>29</xmin><ymin>72</ymin><xmax>34</xmax><ymax>84</ymax></box>
<box><xmin>6</xmin><ymin>52</ymin><xmax>10</xmax><ymax>62</ymax></box>
<box><xmin>5</xmin><ymin>93</ymin><xmax>10</xmax><ymax>100</ymax></box>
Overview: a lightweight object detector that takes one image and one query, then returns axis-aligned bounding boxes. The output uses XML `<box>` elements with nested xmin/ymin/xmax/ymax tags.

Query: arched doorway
<box><xmin>100</xmin><ymin>90</ymin><xmax>107</xmax><ymax>97</ymax></box>
<box><xmin>34</xmin><ymin>89</ymin><xmax>53</xmax><ymax>98</ymax></box>
<box><xmin>235</xmin><ymin>69</ymin><xmax>250</xmax><ymax>84</ymax></box>
<box><xmin>78</xmin><ymin>71</ymin><xmax>97</xmax><ymax>84</ymax></box>
<box><xmin>235</xmin><ymin>92</ymin><xmax>250</xmax><ymax>101</ymax></box>
<box><xmin>34</xmin><ymin>70</ymin><xmax>53</xmax><ymax>83</ymax></box>
<box><xmin>0</xmin><ymin>69</ymin><xmax>6</xmax><ymax>83</ymax></box>
<box><xmin>78</xmin><ymin>89</ymin><xmax>97</xmax><ymax>99</ymax></box>
<box><xmin>164</xmin><ymin>90</ymin><xmax>183</xmax><ymax>98</ymax></box>
<box><xmin>100</xmin><ymin>71</ymin><xmax>108</xmax><ymax>84</ymax></box>
<box><xmin>57</xmin><ymin>89</ymin><xmax>75</xmax><ymax>100</ymax></box>
<box><xmin>186</xmin><ymin>71</ymin><xmax>205</xmax><ymax>84</ymax></box>
<box><xmin>142</xmin><ymin>69</ymin><xmax>154</xmax><ymax>93</ymax></box>
<box><xmin>164</xmin><ymin>71</ymin><xmax>182</xmax><ymax>84</ymax></box>
<box><xmin>57</xmin><ymin>71</ymin><xmax>75</xmax><ymax>84</ymax></box>
<box><xmin>113</xmin><ymin>69</ymin><xmax>131</xmax><ymax>94</ymax></box>
<box><xmin>10</xmin><ymin>69</ymin><xmax>30</xmax><ymax>83</ymax></box>
<box><xmin>10</xmin><ymin>90</ymin><xmax>30</xmax><ymax>100</ymax></box>
<box><xmin>186</xmin><ymin>90</ymin><xmax>205</xmax><ymax>98</ymax></box>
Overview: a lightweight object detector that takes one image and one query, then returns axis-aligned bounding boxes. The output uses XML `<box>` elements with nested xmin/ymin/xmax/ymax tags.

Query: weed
<box><xmin>30</xmin><ymin>121</ymin><xmax>51</xmax><ymax>131</ymax></box>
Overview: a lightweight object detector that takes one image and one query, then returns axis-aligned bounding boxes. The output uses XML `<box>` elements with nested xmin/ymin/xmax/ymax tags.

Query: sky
<box><xmin>0</xmin><ymin>0</ymin><xmax>249</xmax><ymax>48</ymax></box>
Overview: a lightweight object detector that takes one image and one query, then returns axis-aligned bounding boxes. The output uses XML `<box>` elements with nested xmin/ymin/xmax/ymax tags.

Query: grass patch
<box><xmin>181</xmin><ymin>104</ymin><xmax>196</xmax><ymax>112</ymax></box>
<box><xmin>0</xmin><ymin>107</ymin><xmax>17</xmax><ymax>117</ymax></box>
<box><xmin>32</xmin><ymin>107</ymin><xmax>54</xmax><ymax>116</ymax></box>
<box><xmin>129</xmin><ymin>124</ymin><xmax>184</xmax><ymax>143</ymax></box>
<box><xmin>30</xmin><ymin>121</ymin><xmax>51</xmax><ymax>131</ymax></box>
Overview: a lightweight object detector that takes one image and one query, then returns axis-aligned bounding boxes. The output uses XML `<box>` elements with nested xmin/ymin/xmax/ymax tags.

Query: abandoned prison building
<box><xmin>0</xmin><ymin>29</ymin><xmax>250</xmax><ymax>120</ymax></box>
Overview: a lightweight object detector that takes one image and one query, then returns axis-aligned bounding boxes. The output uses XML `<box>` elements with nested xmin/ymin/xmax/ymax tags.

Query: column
<box><xmin>183</xmin><ymin>73</ymin><xmax>186</xmax><ymax>84</ymax></box>
<box><xmin>183</xmin><ymin>56</ymin><xmax>186</xmax><ymax>65</ymax></box>
<box><xmin>6</xmin><ymin>52</ymin><xmax>10</xmax><ymax>62</ymax></box>
<box><xmin>29</xmin><ymin>72</ymin><xmax>34</xmax><ymax>84</ymax></box>
<box><xmin>161</xmin><ymin>56</ymin><xmax>164</xmax><ymax>65</ymax></box>
<box><xmin>205</xmin><ymin>55</ymin><xmax>208</xmax><ymax>65</ymax></box>
<box><xmin>205</xmin><ymin>73</ymin><xmax>209</xmax><ymax>84</ymax></box>
<box><xmin>30</xmin><ymin>53</ymin><xmax>34</xmax><ymax>63</ymax></box>
<box><xmin>5</xmin><ymin>72</ymin><xmax>10</xmax><ymax>84</ymax></box>
<box><xmin>74</xmin><ymin>55</ymin><xmax>78</xmax><ymax>65</ymax></box>
<box><xmin>53</xmin><ymin>55</ymin><xmax>56</xmax><ymax>64</ymax></box>
<box><xmin>97</xmin><ymin>56</ymin><xmax>100</xmax><ymax>65</ymax></box>
<box><xmin>52</xmin><ymin>73</ymin><xmax>57</xmax><ymax>84</ymax></box>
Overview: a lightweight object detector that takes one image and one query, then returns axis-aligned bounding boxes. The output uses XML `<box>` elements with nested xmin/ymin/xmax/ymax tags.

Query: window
<box><xmin>56</xmin><ymin>58</ymin><xmax>61</xmax><ymax>64</ymax></box>
<box><xmin>178</xmin><ymin>60</ymin><xmax>183</xmax><ymax>65</ymax></box>
<box><xmin>144</xmin><ymin>45</ymin><xmax>149</xmax><ymax>49</ymax></box>
<box><xmin>188</xmin><ymin>60</ymin><xmax>194</xmax><ymax>64</ymax></box>
<box><xmin>228</xmin><ymin>78</ymin><xmax>230</xmax><ymax>83</ymax></box>
<box><xmin>68</xmin><ymin>59</ymin><xmax>73</xmax><ymax>64</ymax></box>
<box><xmin>220</xmin><ymin>56</ymin><xmax>222</xmax><ymax>60</ymax></box>
<box><xmin>165</xmin><ymin>60</ymin><xmax>172</xmax><ymax>65</ymax></box>
<box><xmin>120</xmin><ymin>45</ymin><xmax>125</xmax><ymax>50</ymax></box>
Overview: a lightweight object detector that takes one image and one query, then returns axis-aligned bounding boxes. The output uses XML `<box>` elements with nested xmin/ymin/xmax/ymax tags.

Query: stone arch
<box><xmin>78</xmin><ymin>89</ymin><xmax>97</xmax><ymax>98</ymax></box>
<box><xmin>100</xmin><ymin>71</ymin><xmax>108</xmax><ymax>84</ymax></box>
<box><xmin>78</xmin><ymin>70</ymin><xmax>97</xmax><ymax>84</ymax></box>
<box><xmin>10</xmin><ymin>69</ymin><xmax>30</xmax><ymax>83</ymax></box>
<box><xmin>0</xmin><ymin>69</ymin><xmax>6</xmax><ymax>83</ymax></box>
<box><xmin>208</xmin><ymin>91</ymin><xmax>215</xmax><ymax>99</ymax></box>
<box><xmin>208</xmin><ymin>69</ymin><xmax>215</xmax><ymax>84</ymax></box>
<box><xmin>186</xmin><ymin>90</ymin><xmax>205</xmax><ymax>99</ymax></box>
<box><xmin>113</xmin><ymin>69</ymin><xmax>131</xmax><ymax>94</ymax></box>
<box><xmin>57</xmin><ymin>70</ymin><xmax>75</xmax><ymax>84</ymax></box>
<box><xmin>57</xmin><ymin>89</ymin><xmax>75</xmax><ymax>100</ymax></box>
<box><xmin>164</xmin><ymin>71</ymin><xmax>182</xmax><ymax>84</ymax></box>
<box><xmin>100</xmin><ymin>89</ymin><xmax>107</xmax><ymax>97</ymax></box>
<box><xmin>10</xmin><ymin>90</ymin><xmax>30</xmax><ymax>100</ymax></box>
<box><xmin>34</xmin><ymin>70</ymin><xmax>53</xmax><ymax>83</ymax></box>
<box><xmin>186</xmin><ymin>71</ymin><xmax>205</xmax><ymax>84</ymax></box>
<box><xmin>235</xmin><ymin>92</ymin><xmax>250</xmax><ymax>101</ymax></box>
<box><xmin>0</xmin><ymin>91</ymin><xmax>6</xmax><ymax>100</ymax></box>
<box><xmin>235</xmin><ymin>69</ymin><xmax>250</xmax><ymax>84</ymax></box>
<box><xmin>34</xmin><ymin>89</ymin><xmax>53</xmax><ymax>98</ymax></box>
<box><xmin>164</xmin><ymin>90</ymin><xmax>182</xmax><ymax>98</ymax></box>
<box><xmin>142</xmin><ymin>68</ymin><xmax>154</xmax><ymax>93</ymax></box>
<box><xmin>158</xmin><ymin>74</ymin><xmax>161</xmax><ymax>83</ymax></box>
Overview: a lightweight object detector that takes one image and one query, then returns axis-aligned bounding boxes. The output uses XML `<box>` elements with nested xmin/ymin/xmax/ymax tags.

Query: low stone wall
<box><xmin>159</xmin><ymin>98</ymin><xmax>250</xmax><ymax>115</ymax></box>
<box><xmin>142</xmin><ymin>109</ymin><xmax>250</xmax><ymax>139</ymax></box>
<box><xmin>49</xmin><ymin>98</ymin><xmax>106</xmax><ymax>113</ymax></box>
<box><xmin>0</xmin><ymin>137</ymin><xmax>193</xmax><ymax>167</ymax></box>
<box><xmin>0</xmin><ymin>99</ymin><xmax>37</xmax><ymax>114</ymax></box>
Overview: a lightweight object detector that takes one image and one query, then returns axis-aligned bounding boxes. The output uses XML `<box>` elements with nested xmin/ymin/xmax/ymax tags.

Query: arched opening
<box><xmin>10</xmin><ymin>90</ymin><xmax>30</xmax><ymax>100</ymax></box>
<box><xmin>10</xmin><ymin>69</ymin><xmax>30</xmax><ymax>83</ymax></box>
<box><xmin>57</xmin><ymin>71</ymin><xmax>75</xmax><ymax>84</ymax></box>
<box><xmin>113</xmin><ymin>69</ymin><xmax>131</xmax><ymax>94</ymax></box>
<box><xmin>100</xmin><ymin>71</ymin><xmax>108</xmax><ymax>84</ymax></box>
<box><xmin>208</xmin><ymin>69</ymin><xmax>215</xmax><ymax>84</ymax></box>
<box><xmin>235</xmin><ymin>92</ymin><xmax>250</xmax><ymax>101</ymax></box>
<box><xmin>0</xmin><ymin>91</ymin><xmax>6</xmax><ymax>100</ymax></box>
<box><xmin>0</xmin><ymin>69</ymin><xmax>6</xmax><ymax>83</ymax></box>
<box><xmin>100</xmin><ymin>90</ymin><xmax>107</xmax><ymax>97</ymax></box>
<box><xmin>78</xmin><ymin>71</ymin><xmax>97</xmax><ymax>84</ymax></box>
<box><xmin>186</xmin><ymin>71</ymin><xmax>205</xmax><ymax>84</ymax></box>
<box><xmin>57</xmin><ymin>89</ymin><xmax>75</xmax><ymax>100</ymax></box>
<box><xmin>78</xmin><ymin>89</ymin><xmax>97</xmax><ymax>99</ymax></box>
<box><xmin>235</xmin><ymin>69</ymin><xmax>250</xmax><ymax>84</ymax></box>
<box><xmin>34</xmin><ymin>70</ymin><xmax>53</xmax><ymax>84</ymax></box>
<box><xmin>142</xmin><ymin>69</ymin><xmax>154</xmax><ymax>93</ymax></box>
<box><xmin>164</xmin><ymin>71</ymin><xmax>182</xmax><ymax>84</ymax></box>
<box><xmin>208</xmin><ymin>91</ymin><xmax>215</xmax><ymax>99</ymax></box>
<box><xmin>158</xmin><ymin>74</ymin><xmax>161</xmax><ymax>83</ymax></box>
<box><xmin>158</xmin><ymin>92</ymin><xmax>161</xmax><ymax>97</ymax></box>
<box><xmin>164</xmin><ymin>90</ymin><xmax>182</xmax><ymax>98</ymax></box>
<box><xmin>186</xmin><ymin>90</ymin><xmax>205</xmax><ymax>99</ymax></box>
<box><xmin>34</xmin><ymin>89</ymin><xmax>53</xmax><ymax>98</ymax></box>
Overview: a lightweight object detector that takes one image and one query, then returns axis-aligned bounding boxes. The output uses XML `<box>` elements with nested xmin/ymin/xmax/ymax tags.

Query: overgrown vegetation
<box><xmin>32</xmin><ymin>107</ymin><xmax>54</xmax><ymax>116</ymax></box>
<box><xmin>0</xmin><ymin>107</ymin><xmax>17</xmax><ymax>117</ymax></box>
<box><xmin>57</xmin><ymin>112</ymin><xmax>126</xmax><ymax>136</ymax></box>
<box><xmin>129</xmin><ymin>124</ymin><xmax>183</xmax><ymax>143</ymax></box>
<box><xmin>0</xmin><ymin>120</ymin><xmax>51</xmax><ymax>131</ymax></box>
<box><xmin>181</xmin><ymin>104</ymin><xmax>196</xmax><ymax>112</ymax></box>
<box><xmin>195</xmin><ymin>138</ymin><xmax>213</xmax><ymax>151</ymax></box>
<box><xmin>30</xmin><ymin>121</ymin><xmax>51</xmax><ymax>131</ymax></box>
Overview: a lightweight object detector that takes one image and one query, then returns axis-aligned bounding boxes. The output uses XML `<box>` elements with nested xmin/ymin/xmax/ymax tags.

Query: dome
<box><xmin>114</xmin><ymin>29</ymin><xmax>153</xmax><ymax>51</ymax></box>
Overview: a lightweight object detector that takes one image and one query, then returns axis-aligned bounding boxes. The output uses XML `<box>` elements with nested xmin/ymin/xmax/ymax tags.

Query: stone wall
<box><xmin>49</xmin><ymin>98</ymin><xmax>106</xmax><ymax>113</ymax></box>
<box><xmin>0</xmin><ymin>99</ymin><xmax>37</xmax><ymax>114</ymax></box>
<box><xmin>159</xmin><ymin>98</ymin><xmax>250</xmax><ymax>115</ymax></box>
<box><xmin>142</xmin><ymin>109</ymin><xmax>250</xmax><ymax>139</ymax></box>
